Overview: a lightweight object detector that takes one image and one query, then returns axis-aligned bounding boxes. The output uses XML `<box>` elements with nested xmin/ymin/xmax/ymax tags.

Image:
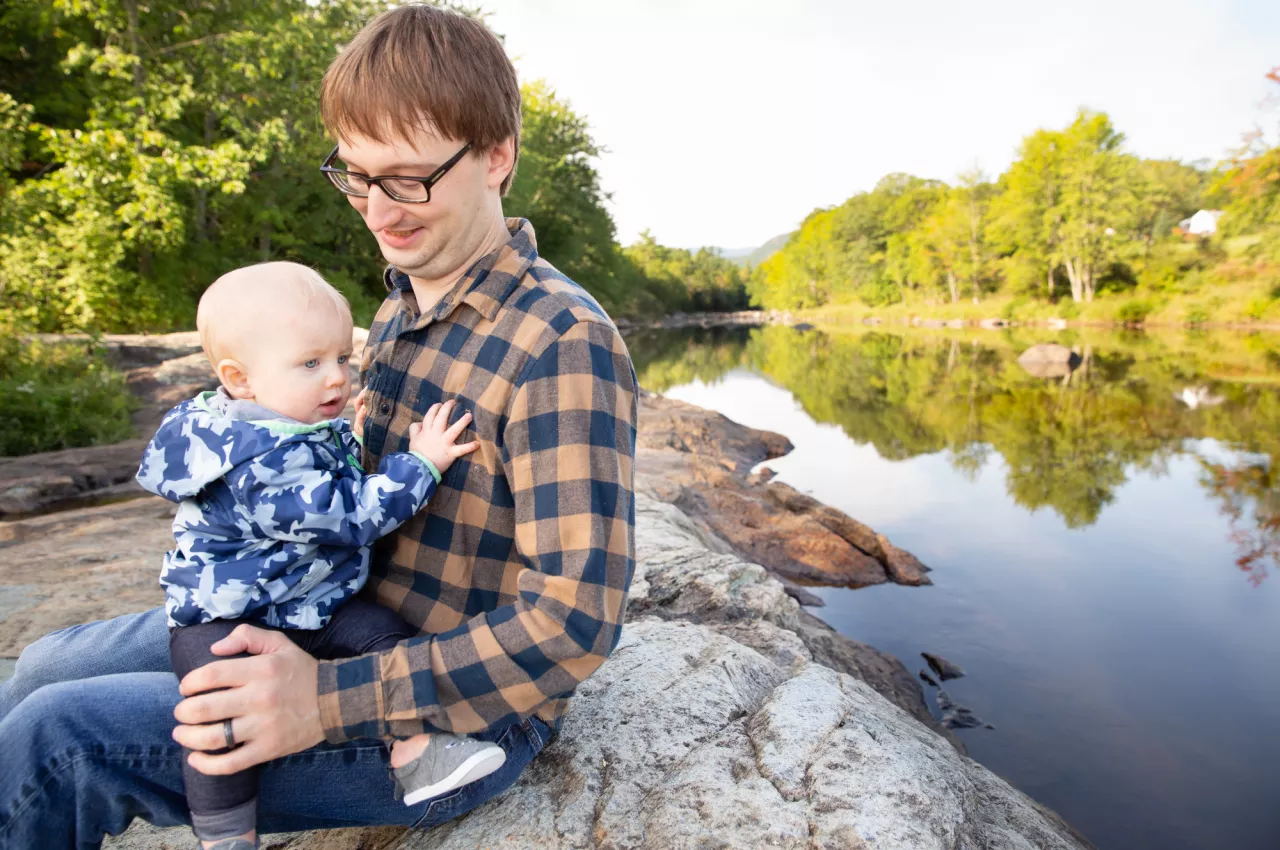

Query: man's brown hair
<box><xmin>320</xmin><ymin>4</ymin><xmax>521</xmax><ymax>194</ymax></box>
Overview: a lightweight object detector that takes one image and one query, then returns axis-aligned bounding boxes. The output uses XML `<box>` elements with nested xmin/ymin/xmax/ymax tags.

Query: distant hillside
<box><xmin>732</xmin><ymin>232</ymin><xmax>792</xmax><ymax>267</ymax></box>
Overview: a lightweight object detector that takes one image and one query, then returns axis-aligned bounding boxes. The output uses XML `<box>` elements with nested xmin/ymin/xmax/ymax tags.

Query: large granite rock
<box><xmin>89</xmin><ymin>494</ymin><xmax>1088</xmax><ymax>849</ymax></box>
<box><xmin>0</xmin><ymin>496</ymin><xmax>174</xmax><ymax>656</ymax></box>
<box><xmin>405</xmin><ymin>623</ymin><xmax>1089</xmax><ymax>850</ymax></box>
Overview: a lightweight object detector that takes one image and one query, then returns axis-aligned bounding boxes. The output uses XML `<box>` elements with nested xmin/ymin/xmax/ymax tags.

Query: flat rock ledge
<box><xmin>102</xmin><ymin>496</ymin><xmax>1090</xmax><ymax>850</ymax></box>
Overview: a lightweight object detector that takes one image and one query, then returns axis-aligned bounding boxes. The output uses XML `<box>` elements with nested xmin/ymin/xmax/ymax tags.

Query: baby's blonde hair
<box><xmin>197</xmin><ymin>262</ymin><xmax>352</xmax><ymax>366</ymax></box>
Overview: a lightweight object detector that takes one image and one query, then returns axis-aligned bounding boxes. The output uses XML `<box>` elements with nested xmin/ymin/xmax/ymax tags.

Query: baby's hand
<box><xmin>352</xmin><ymin>389</ymin><xmax>368</xmax><ymax>440</ymax></box>
<box><xmin>408</xmin><ymin>399</ymin><xmax>479</xmax><ymax>474</ymax></box>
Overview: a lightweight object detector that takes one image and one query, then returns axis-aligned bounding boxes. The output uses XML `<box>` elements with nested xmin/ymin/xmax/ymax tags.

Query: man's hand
<box><xmin>352</xmin><ymin>388</ymin><xmax>368</xmax><ymax>440</ymax></box>
<box><xmin>172</xmin><ymin>624</ymin><xmax>325</xmax><ymax>775</ymax></box>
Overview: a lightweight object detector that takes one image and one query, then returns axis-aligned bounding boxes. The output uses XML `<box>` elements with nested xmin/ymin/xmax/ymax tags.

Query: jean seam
<box><xmin>523</xmin><ymin>717</ymin><xmax>545</xmax><ymax>751</ymax></box>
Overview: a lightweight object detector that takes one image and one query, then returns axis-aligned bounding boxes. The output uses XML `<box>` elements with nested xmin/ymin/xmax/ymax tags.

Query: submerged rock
<box><xmin>1017</xmin><ymin>344</ymin><xmax>1081</xmax><ymax>379</ymax></box>
<box><xmin>923</xmin><ymin>651</ymin><xmax>967</xmax><ymax>681</ymax></box>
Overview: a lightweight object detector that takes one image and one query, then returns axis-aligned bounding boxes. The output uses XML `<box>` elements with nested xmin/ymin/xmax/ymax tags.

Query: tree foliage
<box><xmin>752</xmin><ymin>91</ymin><xmax>1280</xmax><ymax>312</ymax></box>
<box><xmin>0</xmin><ymin>0</ymin><xmax>741</xmax><ymax>336</ymax></box>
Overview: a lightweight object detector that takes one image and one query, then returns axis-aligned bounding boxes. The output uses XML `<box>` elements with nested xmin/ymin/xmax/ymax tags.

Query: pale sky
<box><xmin>480</xmin><ymin>0</ymin><xmax>1280</xmax><ymax>251</ymax></box>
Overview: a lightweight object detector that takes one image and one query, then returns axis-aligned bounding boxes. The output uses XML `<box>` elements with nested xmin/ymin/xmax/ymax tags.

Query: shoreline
<box><xmin>617</xmin><ymin>307</ymin><xmax>1280</xmax><ymax>333</ymax></box>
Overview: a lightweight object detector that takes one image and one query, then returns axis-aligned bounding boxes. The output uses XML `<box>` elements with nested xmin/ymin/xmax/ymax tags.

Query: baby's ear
<box><xmin>216</xmin><ymin>358</ymin><xmax>254</xmax><ymax>400</ymax></box>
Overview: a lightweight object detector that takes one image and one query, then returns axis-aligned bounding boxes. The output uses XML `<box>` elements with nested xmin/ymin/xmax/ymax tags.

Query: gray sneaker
<box><xmin>199</xmin><ymin>839</ymin><xmax>258</xmax><ymax>850</ymax></box>
<box><xmin>393</xmin><ymin>734</ymin><xmax>507</xmax><ymax>807</ymax></box>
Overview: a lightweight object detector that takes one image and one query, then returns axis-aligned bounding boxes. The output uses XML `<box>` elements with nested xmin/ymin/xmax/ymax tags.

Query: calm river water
<box><xmin>624</xmin><ymin>325</ymin><xmax>1280</xmax><ymax>850</ymax></box>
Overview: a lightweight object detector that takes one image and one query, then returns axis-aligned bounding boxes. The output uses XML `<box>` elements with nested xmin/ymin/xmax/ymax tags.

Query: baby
<box><xmin>136</xmin><ymin>263</ymin><xmax>503</xmax><ymax>850</ymax></box>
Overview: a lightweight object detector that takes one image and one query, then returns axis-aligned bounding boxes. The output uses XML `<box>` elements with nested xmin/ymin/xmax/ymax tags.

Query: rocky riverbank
<box><xmin>615</xmin><ymin>309</ymin><xmax>804</xmax><ymax>332</ymax></box>
<box><xmin>0</xmin><ymin>331</ymin><xmax>1093</xmax><ymax>849</ymax></box>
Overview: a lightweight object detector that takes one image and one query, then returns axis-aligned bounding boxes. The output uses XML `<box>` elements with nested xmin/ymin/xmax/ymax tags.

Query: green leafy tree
<box><xmin>1055</xmin><ymin>110</ymin><xmax>1138</xmax><ymax>303</ymax></box>
<box><xmin>986</xmin><ymin>128</ymin><xmax>1064</xmax><ymax>297</ymax></box>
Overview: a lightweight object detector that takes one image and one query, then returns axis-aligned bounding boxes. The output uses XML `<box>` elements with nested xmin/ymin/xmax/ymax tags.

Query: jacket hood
<box><xmin>136</xmin><ymin>391</ymin><xmax>339</xmax><ymax>502</ymax></box>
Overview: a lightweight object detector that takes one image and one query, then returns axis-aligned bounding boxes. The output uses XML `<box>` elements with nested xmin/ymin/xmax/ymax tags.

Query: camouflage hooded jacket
<box><xmin>137</xmin><ymin>391</ymin><xmax>438</xmax><ymax>629</ymax></box>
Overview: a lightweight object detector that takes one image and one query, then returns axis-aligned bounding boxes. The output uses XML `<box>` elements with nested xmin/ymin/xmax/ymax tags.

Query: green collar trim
<box><xmin>194</xmin><ymin>391</ymin><xmax>334</xmax><ymax>434</ymax></box>
<box><xmin>250</xmin><ymin>419</ymin><xmax>333</xmax><ymax>434</ymax></box>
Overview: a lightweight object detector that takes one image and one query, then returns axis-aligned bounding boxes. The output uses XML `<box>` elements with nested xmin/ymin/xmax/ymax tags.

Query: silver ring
<box><xmin>223</xmin><ymin>718</ymin><xmax>236</xmax><ymax>749</ymax></box>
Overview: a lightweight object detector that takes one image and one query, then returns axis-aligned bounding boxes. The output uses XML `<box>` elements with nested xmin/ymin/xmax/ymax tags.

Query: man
<box><xmin>0</xmin><ymin>6</ymin><xmax>637</xmax><ymax>847</ymax></box>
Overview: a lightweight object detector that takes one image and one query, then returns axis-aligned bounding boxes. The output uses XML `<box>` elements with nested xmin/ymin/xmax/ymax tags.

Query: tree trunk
<box><xmin>947</xmin><ymin>338</ymin><xmax>958</xmax><ymax>374</ymax></box>
<box><xmin>258</xmin><ymin>221</ymin><xmax>272</xmax><ymax>261</ymax></box>
<box><xmin>195</xmin><ymin>111</ymin><xmax>217</xmax><ymax>242</ymax></box>
<box><xmin>1064</xmin><ymin>257</ymin><xmax>1084</xmax><ymax>303</ymax></box>
<box><xmin>124</xmin><ymin>0</ymin><xmax>153</xmax><ymax>279</ymax></box>
<box><xmin>1046</xmin><ymin>264</ymin><xmax>1055</xmax><ymax>298</ymax></box>
<box><xmin>947</xmin><ymin>270</ymin><xmax>958</xmax><ymax>304</ymax></box>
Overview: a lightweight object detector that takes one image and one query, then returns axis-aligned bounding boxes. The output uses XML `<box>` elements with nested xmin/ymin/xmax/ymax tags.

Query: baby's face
<box><xmin>244</xmin><ymin>305</ymin><xmax>354</xmax><ymax>424</ymax></box>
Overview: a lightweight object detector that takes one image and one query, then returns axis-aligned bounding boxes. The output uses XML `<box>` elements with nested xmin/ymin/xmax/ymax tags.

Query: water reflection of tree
<box><xmin>629</xmin><ymin>326</ymin><xmax>1280</xmax><ymax>542</ymax></box>
<box><xmin>1199</xmin><ymin>460</ymin><xmax>1279</xmax><ymax>586</ymax></box>
<box><xmin>628</xmin><ymin>327</ymin><xmax>752</xmax><ymax>393</ymax></box>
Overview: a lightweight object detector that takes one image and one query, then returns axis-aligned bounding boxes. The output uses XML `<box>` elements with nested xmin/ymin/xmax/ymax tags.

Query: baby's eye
<box><xmin>338</xmin><ymin>355</ymin><xmax>350</xmax><ymax>365</ymax></box>
<box><xmin>303</xmin><ymin>359</ymin><xmax>319</xmax><ymax>369</ymax></box>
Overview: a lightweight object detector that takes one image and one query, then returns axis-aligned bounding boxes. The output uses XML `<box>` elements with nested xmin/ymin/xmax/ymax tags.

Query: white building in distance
<box><xmin>1178</xmin><ymin>210</ymin><xmax>1225</xmax><ymax>236</ymax></box>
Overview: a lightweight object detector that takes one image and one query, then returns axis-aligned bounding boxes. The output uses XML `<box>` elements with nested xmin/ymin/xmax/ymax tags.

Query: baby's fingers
<box><xmin>443</xmin><ymin>410</ymin><xmax>473</xmax><ymax>441</ymax></box>
<box><xmin>449</xmin><ymin>441</ymin><xmax>480</xmax><ymax>458</ymax></box>
<box><xmin>430</xmin><ymin>399</ymin><xmax>458</xmax><ymax>433</ymax></box>
<box><xmin>422</xmin><ymin>402</ymin><xmax>442</xmax><ymax>429</ymax></box>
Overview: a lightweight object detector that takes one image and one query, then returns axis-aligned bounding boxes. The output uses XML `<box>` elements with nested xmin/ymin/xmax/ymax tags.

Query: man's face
<box><xmin>336</xmin><ymin>131</ymin><xmax>501</xmax><ymax>283</ymax></box>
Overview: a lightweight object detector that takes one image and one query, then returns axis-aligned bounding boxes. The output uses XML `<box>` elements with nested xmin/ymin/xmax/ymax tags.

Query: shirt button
<box><xmin>380</xmin><ymin>403</ymin><xmax>392</xmax><ymax>416</ymax></box>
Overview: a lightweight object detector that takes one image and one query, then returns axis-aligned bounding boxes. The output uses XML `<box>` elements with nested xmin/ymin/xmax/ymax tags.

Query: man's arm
<box><xmin>314</xmin><ymin>319</ymin><xmax>638</xmax><ymax>741</ymax></box>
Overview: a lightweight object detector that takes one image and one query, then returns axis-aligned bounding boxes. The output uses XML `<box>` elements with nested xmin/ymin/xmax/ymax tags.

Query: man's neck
<box><xmin>408</xmin><ymin>215</ymin><xmax>510</xmax><ymax>317</ymax></box>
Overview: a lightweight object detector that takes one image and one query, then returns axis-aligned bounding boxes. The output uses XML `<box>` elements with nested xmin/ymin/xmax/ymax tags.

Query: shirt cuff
<box><xmin>316</xmin><ymin>657</ymin><xmax>389</xmax><ymax>744</ymax></box>
<box><xmin>409</xmin><ymin>452</ymin><xmax>442</xmax><ymax>483</ymax></box>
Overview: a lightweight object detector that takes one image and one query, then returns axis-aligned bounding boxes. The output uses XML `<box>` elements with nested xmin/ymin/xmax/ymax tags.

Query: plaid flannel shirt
<box><xmin>315</xmin><ymin>218</ymin><xmax>638</xmax><ymax>742</ymax></box>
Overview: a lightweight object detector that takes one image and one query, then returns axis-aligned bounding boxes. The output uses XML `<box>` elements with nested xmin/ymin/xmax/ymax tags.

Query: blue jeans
<box><xmin>0</xmin><ymin>607</ymin><xmax>550</xmax><ymax>849</ymax></box>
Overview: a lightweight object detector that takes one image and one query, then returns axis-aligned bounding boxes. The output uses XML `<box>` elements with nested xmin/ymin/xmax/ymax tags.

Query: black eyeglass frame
<box><xmin>319</xmin><ymin>142</ymin><xmax>473</xmax><ymax>203</ymax></box>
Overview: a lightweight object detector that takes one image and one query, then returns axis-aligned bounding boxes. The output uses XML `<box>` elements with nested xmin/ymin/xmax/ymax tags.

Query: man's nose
<box><xmin>362</xmin><ymin>184</ymin><xmax>402</xmax><ymax>231</ymax></box>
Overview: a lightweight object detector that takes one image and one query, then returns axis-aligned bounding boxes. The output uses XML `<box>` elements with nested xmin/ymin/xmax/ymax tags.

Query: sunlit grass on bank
<box><xmin>790</xmin><ymin>266</ymin><xmax>1280</xmax><ymax>332</ymax></box>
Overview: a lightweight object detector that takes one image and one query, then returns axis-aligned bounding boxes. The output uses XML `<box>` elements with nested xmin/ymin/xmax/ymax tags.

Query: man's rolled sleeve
<box><xmin>316</xmin><ymin>319</ymin><xmax>638</xmax><ymax>742</ymax></box>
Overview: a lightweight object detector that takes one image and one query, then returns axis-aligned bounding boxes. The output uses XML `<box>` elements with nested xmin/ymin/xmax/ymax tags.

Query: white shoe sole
<box><xmin>401</xmin><ymin>747</ymin><xmax>508</xmax><ymax>807</ymax></box>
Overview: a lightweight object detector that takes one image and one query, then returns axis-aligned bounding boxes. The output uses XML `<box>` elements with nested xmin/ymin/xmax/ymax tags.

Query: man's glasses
<box><xmin>320</xmin><ymin>142</ymin><xmax>473</xmax><ymax>203</ymax></box>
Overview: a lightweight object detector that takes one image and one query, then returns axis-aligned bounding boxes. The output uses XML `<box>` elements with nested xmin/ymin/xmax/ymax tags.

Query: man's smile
<box><xmin>380</xmin><ymin>226</ymin><xmax>424</xmax><ymax>249</ymax></box>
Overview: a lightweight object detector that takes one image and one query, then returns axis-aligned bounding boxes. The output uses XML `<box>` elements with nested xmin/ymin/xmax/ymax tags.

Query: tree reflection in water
<box><xmin>1200</xmin><ymin>460</ymin><xmax>1279</xmax><ymax>586</ymax></box>
<box><xmin>628</xmin><ymin>325</ymin><xmax>1280</xmax><ymax>584</ymax></box>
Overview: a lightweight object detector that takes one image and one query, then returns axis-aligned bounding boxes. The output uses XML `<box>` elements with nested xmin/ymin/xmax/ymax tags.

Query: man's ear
<box><xmin>216</xmin><ymin>359</ymin><xmax>254</xmax><ymax>400</ymax></box>
<box><xmin>485</xmin><ymin>136</ymin><xmax>516</xmax><ymax>191</ymax></box>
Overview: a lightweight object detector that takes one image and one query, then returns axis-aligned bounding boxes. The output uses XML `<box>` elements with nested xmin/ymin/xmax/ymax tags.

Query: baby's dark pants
<box><xmin>168</xmin><ymin>597</ymin><xmax>417</xmax><ymax>842</ymax></box>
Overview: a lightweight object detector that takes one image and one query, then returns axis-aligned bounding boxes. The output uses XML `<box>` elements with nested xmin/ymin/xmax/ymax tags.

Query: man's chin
<box><xmin>376</xmin><ymin>239</ymin><xmax>426</xmax><ymax>271</ymax></box>
<box><xmin>380</xmin><ymin>248</ymin><xmax>442</xmax><ymax>280</ymax></box>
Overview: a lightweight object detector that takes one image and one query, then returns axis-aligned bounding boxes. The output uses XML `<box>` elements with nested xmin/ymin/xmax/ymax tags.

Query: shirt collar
<box><xmin>382</xmin><ymin>218</ymin><xmax>539</xmax><ymax>324</ymax></box>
